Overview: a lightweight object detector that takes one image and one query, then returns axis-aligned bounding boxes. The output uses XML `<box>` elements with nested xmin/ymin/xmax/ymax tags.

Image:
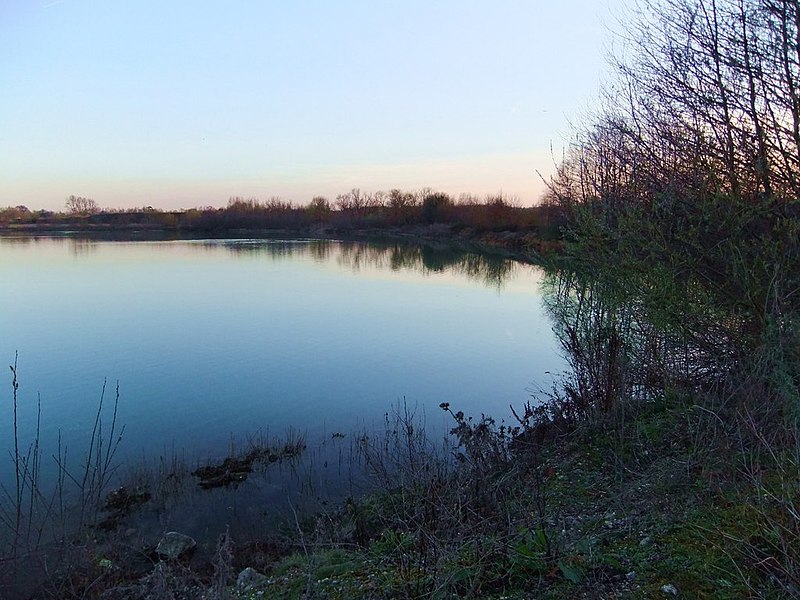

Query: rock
<box><xmin>625</xmin><ymin>571</ymin><xmax>636</xmax><ymax>580</ymax></box>
<box><xmin>661</xmin><ymin>583</ymin><xmax>679</xmax><ymax>596</ymax></box>
<box><xmin>97</xmin><ymin>487</ymin><xmax>152</xmax><ymax>531</ymax></box>
<box><xmin>104</xmin><ymin>486</ymin><xmax>151</xmax><ymax>513</ymax></box>
<box><xmin>193</xmin><ymin>455</ymin><xmax>255</xmax><ymax>489</ymax></box>
<box><xmin>237</xmin><ymin>567</ymin><xmax>267</xmax><ymax>589</ymax></box>
<box><xmin>155</xmin><ymin>531</ymin><xmax>196</xmax><ymax>560</ymax></box>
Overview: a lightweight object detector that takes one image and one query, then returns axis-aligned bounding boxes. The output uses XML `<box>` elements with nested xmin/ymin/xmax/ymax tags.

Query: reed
<box><xmin>1</xmin><ymin>358</ymin><xmax>126</xmax><ymax>596</ymax></box>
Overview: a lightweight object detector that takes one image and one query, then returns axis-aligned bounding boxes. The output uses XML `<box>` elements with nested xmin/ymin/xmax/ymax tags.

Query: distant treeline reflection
<box><xmin>216</xmin><ymin>239</ymin><xmax>520</xmax><ymax>288</ymax></box>
<box><xmin>0</xmin><ymin>235</ymin><xmax>525</xmax><ymax>288</ymax></box>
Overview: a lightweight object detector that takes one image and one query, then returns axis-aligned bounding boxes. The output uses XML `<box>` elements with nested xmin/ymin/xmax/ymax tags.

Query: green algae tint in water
<box><xmin>0</xmin><ymin>236</ymin><xmax>564</xmax><ymax>482</ymax></box>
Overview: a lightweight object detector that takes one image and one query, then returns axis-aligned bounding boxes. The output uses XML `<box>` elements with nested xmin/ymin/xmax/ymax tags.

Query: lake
<box><xmin>0</xmin><ymin>235</ymin><xmax>564</xmax><ymax>486</ymax></box>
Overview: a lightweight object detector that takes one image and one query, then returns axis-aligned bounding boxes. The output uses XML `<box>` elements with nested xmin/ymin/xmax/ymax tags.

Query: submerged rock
<box><xmin>105</xmin><ymin>486</ymin><xmax>151</xmax><ymax>513</ymax></box>
<box><xmin>192</xmin><ymin>441</ymin><xmax>305</xmax><ymax>489</ymax></box>
<box><xmin>97</xmin><ymin>486</ymin><xmax>152</xmax><ymax>531</ymax></box>
<box><xmin>193</xmin><ymin>455</ymin><xmax>255</xmax><ymax>489</ymax></box>
<box><xmin>155</xmin><ymin>531</ymin><xmax>196</xmax><ymax>560</ymax></box>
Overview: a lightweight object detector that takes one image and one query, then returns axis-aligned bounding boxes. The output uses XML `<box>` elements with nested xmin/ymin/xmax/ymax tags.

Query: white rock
<box><xmin>661</xmin><ymin>583</ymin><xmax>679</xmax><ymax>596</ymax></box>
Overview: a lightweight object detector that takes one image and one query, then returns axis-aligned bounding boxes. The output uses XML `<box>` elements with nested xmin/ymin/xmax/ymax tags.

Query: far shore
<box><xmin>0</xmin><ymin>220</ymin><xmax>562</xmax><ymax>264</ymax></box>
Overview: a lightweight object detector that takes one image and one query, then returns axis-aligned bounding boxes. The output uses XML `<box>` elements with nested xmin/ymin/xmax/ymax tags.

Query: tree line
<box><xmin>0</xmin><ymin>189</ymin><xmax>564</xmax><ymax>249</ymax></box>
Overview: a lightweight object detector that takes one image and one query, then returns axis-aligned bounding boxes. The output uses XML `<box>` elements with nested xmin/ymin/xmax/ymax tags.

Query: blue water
<box><xmin>0</xmin><ymin>236</ymin><xmax>563</xmax><ymax>483</ymax></box>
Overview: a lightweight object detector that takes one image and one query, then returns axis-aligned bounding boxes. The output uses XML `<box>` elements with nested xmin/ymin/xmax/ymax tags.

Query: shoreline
<box><xmin>0</xmin><ymin>222</ymin><xmax>561</xmax><ymax>265</ymax></box>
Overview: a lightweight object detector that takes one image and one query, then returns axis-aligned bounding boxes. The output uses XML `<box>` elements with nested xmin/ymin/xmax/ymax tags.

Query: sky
<box><xmin>0</xmin><ymin>1</ymin><xmax>629</xmax><ymax>211</ymax></box>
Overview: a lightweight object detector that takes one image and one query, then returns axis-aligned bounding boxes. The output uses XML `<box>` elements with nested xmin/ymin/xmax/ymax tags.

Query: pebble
<box><xmin>661</xmin><ymin>583</ymin><xmax>679</xmax><ymax>596</ymax></box>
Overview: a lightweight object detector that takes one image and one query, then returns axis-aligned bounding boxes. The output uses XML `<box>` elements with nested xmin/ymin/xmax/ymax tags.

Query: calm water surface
<box><xmin>1</xmin><ymin>236</ymin><xmax>563</xmax><ymax>482</ymax></box>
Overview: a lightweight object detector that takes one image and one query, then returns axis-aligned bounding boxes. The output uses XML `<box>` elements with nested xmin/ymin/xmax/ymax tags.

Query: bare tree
<box><xmin>552</xmin><ymin>0</ymin><xmax>800</xmax><ymax>209</ymax></box>
<box><xmin>65</xmin><ymin>195</ymin><xmax>99</xmax><ymax>215</ymax></box>
<box><xmin>306</xmin><ymin>196</ymin><xmax>331</xmax><ymax>221</ymax></box>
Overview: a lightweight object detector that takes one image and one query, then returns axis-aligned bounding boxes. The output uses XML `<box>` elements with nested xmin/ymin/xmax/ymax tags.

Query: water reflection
<box><xmin>1</xmin><ymin>234</ymin><xmax>556</xmax><ymax>462</ymax></box>
<box><xmin>542</xmin><ymin>267</ymin><xmax>730</xmax><ymax>418</ymax></box>
<box><xmin>69</xmin><ymin>239</ymin><xmax>99</xmax><ymax>257</ymax></box>
<box><xmin>209</xmin><ymin>238</ymin><xmax>333</xmax><ymax>262</ymax></box>
<box><xmin>0</xmin><ymin>234</ymin><xmax>525</xmax><ymax>289</ymax></box>
<box><xmin>210</xmin><ymin>238</ymin><xmax>521</xmax><ymax>289</ymax></box>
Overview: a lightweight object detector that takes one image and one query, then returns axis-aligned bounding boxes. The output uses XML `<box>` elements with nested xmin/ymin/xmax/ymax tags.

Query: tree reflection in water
<box><xmin>217</xmin><ymin>238</ymin><xmax>522</xmax><ymax>289</ymax></box>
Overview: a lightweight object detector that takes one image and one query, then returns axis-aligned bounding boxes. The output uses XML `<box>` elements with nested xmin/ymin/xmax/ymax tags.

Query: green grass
<box><xmin>225</xmin><ymin>392</ymin><xmax>785</xmax><ymax>599</ymax></box>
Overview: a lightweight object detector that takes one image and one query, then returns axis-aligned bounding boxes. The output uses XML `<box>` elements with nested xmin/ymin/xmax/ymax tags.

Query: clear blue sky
<box><xmin>1</xmin><ymin>0</ymin><xmax>628</xmax><ymax>211</ymax></box>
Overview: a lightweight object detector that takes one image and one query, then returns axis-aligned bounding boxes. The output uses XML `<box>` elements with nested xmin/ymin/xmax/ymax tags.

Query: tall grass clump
<box><xmin>281</xmin><ymin>401</ymin><xmax>568</xmax><ymax>598</ymax></box>
<box><xmin>1</xmin><ymin>357</ymin><xmax>124</xmax><ymax>596</ymax></box>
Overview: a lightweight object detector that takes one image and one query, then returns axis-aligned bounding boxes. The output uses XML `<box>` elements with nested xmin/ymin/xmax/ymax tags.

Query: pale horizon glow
<box><xmin>0</xmin><ymin>1</ymin><xmax>629</xmax><ymax>211</ymax></box>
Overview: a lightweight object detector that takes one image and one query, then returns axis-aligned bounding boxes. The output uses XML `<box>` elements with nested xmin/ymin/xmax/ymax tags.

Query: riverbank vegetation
<box><xmin>542</xmin><ymin>0</ymin><xmax>800</xmax><ymax>594</ymax></box>
<box><xmin>0</xmin><ymin>190</ymin><xmax>565</xmax><ymax>257</ymax></box>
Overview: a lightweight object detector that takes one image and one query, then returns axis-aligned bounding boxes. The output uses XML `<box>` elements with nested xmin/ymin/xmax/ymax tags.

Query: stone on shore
<box><xmin>237</xmin><ymin>567</ymin><xmax>268</xmax><ymax>590</ymax></box>
<box><xmin>155</xmin><ymin>531</ymin><xmax>196</xmax><ymax>560</ymax></box>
